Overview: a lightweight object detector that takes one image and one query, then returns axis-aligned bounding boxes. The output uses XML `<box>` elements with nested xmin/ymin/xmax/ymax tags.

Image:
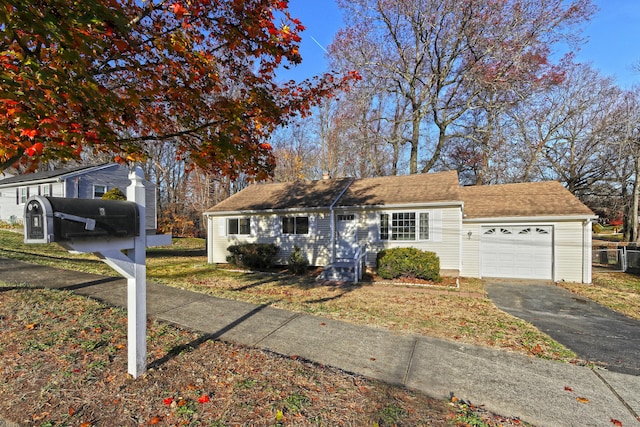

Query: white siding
<box><xmin>361</xmin><ymin>206</ymin><xmax>462</xmax><ymax>273</ymax></box>
<box><xmin>461</xmin><ymin>223</ymin><xmax>481</xmax><ymax>278</ymax></box>
<box><xmin>0</xmin><ymin>184</ymin><xmax>43</xmax><ymax>223</ymax></box>
<box><xmin>207</xmin><ymin>211</ymin><xmax>333</xmax><ymax>266</ymax></box>
<box><xmin>555</xmin><ymin>220</ymin><xmax>589</xmax><ymax>283</ymax></box>
<box><xmin>207</xmin><ymin>209</ymin><xmax>591</xmax><ymax>283</ymax></box>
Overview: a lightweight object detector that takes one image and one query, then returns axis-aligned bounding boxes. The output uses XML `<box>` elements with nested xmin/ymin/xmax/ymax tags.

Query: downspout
<box><xmin>584</xmin><ymin>219</ymin><xmax>593</xmax><ymax>284</ymax></box>
<box><xmin>329</xmin><ymin>178</ymin><xmax>355</xmax><ymax>264</ymax></box>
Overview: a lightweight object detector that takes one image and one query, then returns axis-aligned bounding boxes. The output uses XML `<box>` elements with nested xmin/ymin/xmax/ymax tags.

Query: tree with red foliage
<box><xmin>0</xmin><ymin>0</ymin><xmax>354</xmax><ymax>178</ymax></box>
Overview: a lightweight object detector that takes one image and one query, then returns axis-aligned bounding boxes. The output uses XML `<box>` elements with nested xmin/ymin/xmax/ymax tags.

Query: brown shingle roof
<box><xmin>205</xmin><ymin>178</ymin><xmax>354</xmax><ymax>213</ymax></box>
<box><xmin>336</xmin><ymin>171</ymin><xmax>461</xmax><ymax>206</ymax></box>
<box><xmin>205</xmin><ymin>171</ymin><xmax>594</xmax><ymax>219</ymax></box>
<box><xmin>460</xmin><ymin>181</ymin><xmax>595</xmax><ymax>218</ymax></box>
<box><xmin>205</xmin><ymin>171</ymin><xmax>462</xmax><ymax>213</ymax></box>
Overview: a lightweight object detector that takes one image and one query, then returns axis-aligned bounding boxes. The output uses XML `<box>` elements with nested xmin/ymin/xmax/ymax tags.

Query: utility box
<box><xmin>24</xmin><ymin>196</ymin><xmax>140</xmax><ymax>244</ymax></box>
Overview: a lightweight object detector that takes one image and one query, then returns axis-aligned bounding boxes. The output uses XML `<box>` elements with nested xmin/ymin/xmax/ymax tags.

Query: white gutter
<box><xmin>329</xmin><ymin>178</ymin><xmax>355</xmax><ymax>264</ymax></box>
<box><xmin>204</xmin><ymin>200</ymin><xmax>465</xmax><ymax>217</ymax></box>
<box><xmin>204</xmin><ymin>205</ymin><xmax>329</xmax><ymax>217</ymax></box>
<box><xmin>463</xmin><ymin>214</ymin><xmax>598</xmax><ymax>223</ymax></box>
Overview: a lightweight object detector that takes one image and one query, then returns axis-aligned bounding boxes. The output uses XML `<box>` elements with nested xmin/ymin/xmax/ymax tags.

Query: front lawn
<box><xmin>1</xmin><ymin>286</ymin><xmax>533</xmax><ymax>426</ymax></box>
<box><xmin>0</xmin><ymin>230</ymin><xmax>575</xmax><ymax>362</ymax></box>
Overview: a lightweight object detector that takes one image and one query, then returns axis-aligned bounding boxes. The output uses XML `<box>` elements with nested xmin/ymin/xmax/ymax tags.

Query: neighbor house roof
<box><xmin>206</xmin><ymin>171</ymin><xmax>462</xmax><ymax>214</ymax></box>
<box><xmin>460</xmin><ymin>181</ymin><xmax>595</xmax><ymax>219</ymax></box>
<box><xmin>0</xmin><ymin>164</ymin><xmax>115</xmax><ymax>187</ymax></box>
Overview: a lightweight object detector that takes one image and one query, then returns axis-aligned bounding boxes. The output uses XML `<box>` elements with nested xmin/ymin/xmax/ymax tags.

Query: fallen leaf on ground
<box><xmin>576</xmin><ymin>397</ymin><xmax>590</xmax><ymax>404</ymax></box>
<box><xmin>564</xmin><ymin>386</ymin><xmax>573</xmax><ymax>392</ymax></box>
<box><xmin>610</xmin><ymin>419</ymin><xmax>622</xmax><ymax>426</ymax></box>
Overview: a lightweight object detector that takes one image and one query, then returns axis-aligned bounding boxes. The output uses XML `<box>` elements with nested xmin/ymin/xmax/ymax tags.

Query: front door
<box><xmin>336</xmin><ymin>214</ymin><xmax>357</xmax><ymax>259</ymax></box>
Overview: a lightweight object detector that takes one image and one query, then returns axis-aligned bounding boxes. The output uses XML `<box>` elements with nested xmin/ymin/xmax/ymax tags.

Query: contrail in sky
<box><xmin>310</xmin><ymin>35</ymin><xmax>328</xmax><ymax>53</ymax></box>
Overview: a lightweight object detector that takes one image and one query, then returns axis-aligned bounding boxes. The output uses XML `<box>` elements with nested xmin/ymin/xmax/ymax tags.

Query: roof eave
<box><xmin>205</xmin><ymin>200</ymin><xmax>465</xmax><ymax>216</ymax></box>
<box><xmin>336</xmin><ymin>200</ymin><xmax>464</xmax><ymax>210</ymax></box>
<box><xmin>54</xmin><ymin>163</ymin><xmax>116</xmax><ymax>181</ymax></box>
<box><xmin>204</xmin><ymin>206</ymin><xmax>331</xmax><ymax>217</ymax></box>
<box><xmin>0</xmin><ymin>163</ymin><xmax>116</xmax><ymax>188</ymax></box>
<box><xmin>0</xmin><ymin>177</ymin><xmax>60</xmax><ymax>188</ymax></box>
<box><xmin>463</xmin><ymin>214</ymin><xmax>598</xmax><ymax>223</ymax></box>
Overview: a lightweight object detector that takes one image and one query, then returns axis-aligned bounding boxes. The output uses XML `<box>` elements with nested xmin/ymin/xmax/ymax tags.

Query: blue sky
<box><xmin>279</xmin><ymin>0</ymin><xmax>640</xmax><ymax>89</ymax></box>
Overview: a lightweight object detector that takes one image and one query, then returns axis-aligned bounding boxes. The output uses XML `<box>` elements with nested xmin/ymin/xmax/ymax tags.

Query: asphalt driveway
<box><xmin>485</xmin><ymin>281</ymin><xmax>640</xmax><ymax>376</ymax></box>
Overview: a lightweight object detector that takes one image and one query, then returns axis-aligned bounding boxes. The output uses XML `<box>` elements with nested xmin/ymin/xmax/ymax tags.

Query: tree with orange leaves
<box><xmin>0</xmin><ymin>0</ymin><xmax>354</xmax><ymax>178</ymax></box>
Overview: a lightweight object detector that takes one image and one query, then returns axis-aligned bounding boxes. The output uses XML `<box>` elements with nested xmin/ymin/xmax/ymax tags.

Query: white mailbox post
<box><xmin>23</xmin><ymin>166</ymin><xmax>171</xmax><ymax>378</ymax></box>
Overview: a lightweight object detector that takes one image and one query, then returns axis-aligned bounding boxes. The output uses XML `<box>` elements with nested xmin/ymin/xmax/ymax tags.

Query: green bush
<box><xmin>226</xmin><ymin>243</ymin><xmax>279</xmax><ymax>270</ymax></box>
<box><xmin>288</xmin><ymin>245</ymin><xmax>309</xmax><ymax>275</ymax></box>
<box><xmin>376</xmin><ymin>247</ymin><xmax>441</xmax><ymax>282</ymax></box>
<box><xmin>101</xmin><ymin>187</ymin><xmax>126</xmax><ymax>201</ymax></box>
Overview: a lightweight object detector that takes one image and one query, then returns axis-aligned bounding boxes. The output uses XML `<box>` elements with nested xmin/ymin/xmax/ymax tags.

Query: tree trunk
<box><xmin>421</xmin><ymin>125</ymin><xmax>447</xmax><ymax>174</ymax></box>
<box><xmin>409</xmin><ymin>108</ymin><xmax>420</xmax><ymax>174</ymax></box>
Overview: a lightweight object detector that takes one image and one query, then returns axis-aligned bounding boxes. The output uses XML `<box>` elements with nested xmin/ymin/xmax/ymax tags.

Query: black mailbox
<box><xmin>24</xmin><ymin>196</ymin><xmax>139</xmax><ymax>244</ymax></box>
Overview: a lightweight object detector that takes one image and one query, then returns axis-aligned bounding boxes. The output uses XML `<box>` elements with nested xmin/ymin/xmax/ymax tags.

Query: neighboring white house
<box><xmin>0</xmin><ymin>163</ymin><xmax>158</xmax><ymax>231</ymax></box>
<box><xmin>204</xmin><ymin>171</ymin><xmax>596</xmax><ymax>284</ymax></box>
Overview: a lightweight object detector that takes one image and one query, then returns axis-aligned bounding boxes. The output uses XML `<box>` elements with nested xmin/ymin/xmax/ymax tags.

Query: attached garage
<box><xmin>480</xmin><ymin>225</ymin><xmax>553</xmax><ymax>280</ymax></box>
<box><xmin>460</xmin><ymin>181</ymin><xmax>596</xmax><ymax>284</ymax></box>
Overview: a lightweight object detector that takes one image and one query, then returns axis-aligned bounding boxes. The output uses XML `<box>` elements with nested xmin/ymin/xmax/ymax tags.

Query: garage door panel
<box><xmin>480</xmin><ymin>225</ymin><xmax>552</xmax><ymax>280</ymax></box>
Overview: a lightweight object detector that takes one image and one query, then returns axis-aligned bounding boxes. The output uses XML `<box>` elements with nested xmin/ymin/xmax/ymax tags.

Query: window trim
<box><xmin>17</xmin><ymin>187</ymin><xmax>29</xmax><ymax>205</ymax></box>
<box><xmin>93</xmin><ymin>184</ymin><xmax>107</xmax><ymax>199</ymax></box>
<box><xmin>227</xmin><ymin>217</ymin><xmax>251</xmax><ymax>236</ymax></box>
<box><xmin>40</xmin><ymin>184</ymin><xmax>51</xmax><ymax>197</ymax></box>
<box><xmin>379</xmin><ymin>210</ymin><xmax>431</xmax><ymax>242</ymax></box>
<box><xmin>281</xmin><ymin>215</ymin><xmax>309</xmax><ymax>235</ymax></box>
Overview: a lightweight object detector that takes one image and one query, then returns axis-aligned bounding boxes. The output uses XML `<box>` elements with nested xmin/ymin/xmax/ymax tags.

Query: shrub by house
<box><xmin>376</xmin><ymin>247</ymin><xmax>441</xmax><ymax>282</ymax></box>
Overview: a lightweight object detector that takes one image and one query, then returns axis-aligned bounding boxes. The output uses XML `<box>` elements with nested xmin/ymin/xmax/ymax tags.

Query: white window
<box><xmin>227</xmin><ymin>218</ymin><xmax>250</xmax><ymax>235</ymax></box>
<box><xmin>93</xmin><ymin>185</ymin><xmax>107</xmax><ymax>198</ymax></box>
<box><xmin>380</xmin><ymin>211</ymin><xmax>430</xmax><ymax>241</ymax></box>
<box><xmin>40</xmin><ymin>184</ymin><xmax>51</xmax><ymax>197</ymax></box>
<box><xmin>337</xmin><ymin>214</ymin><xmax>355</xmax><ymax>221</ymax></box>
<box><xmin>419</xmin><ymin>212</ymin><xmax>429</xmax><ymax>240</ymax></box>
<box><xmin>17</xmin><ymin>187</ymin><xmax>28</xmax><ymax>204</ymax></box>
<box><xmin>281</xmin><ymin>216</ymin><xmax>309</xmax><ymax>235</ymax></box>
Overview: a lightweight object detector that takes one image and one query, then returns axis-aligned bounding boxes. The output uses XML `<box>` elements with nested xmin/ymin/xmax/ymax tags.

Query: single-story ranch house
<box><xmin>0</xmin><ymin>163</ymin><xmax>158</xmax><ymax>230</ymax></box>
<box><xmin>204</xmin><ymin>171</ymin><xmax>596</xmax><ymax>283</ymax></box>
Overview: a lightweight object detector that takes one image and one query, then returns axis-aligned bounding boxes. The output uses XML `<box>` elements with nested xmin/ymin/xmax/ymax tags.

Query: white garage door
<box><xmin>481</xmin><ymin>225</ymin><xmax>553</xmax><ymax>280</ymax></box>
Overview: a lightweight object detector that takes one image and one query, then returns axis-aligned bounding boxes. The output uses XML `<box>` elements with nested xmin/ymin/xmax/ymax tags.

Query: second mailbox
<box><xmin>24</xmin><ymin>196</ymin><xmax>140</xmax><ymax>244</ymax></box>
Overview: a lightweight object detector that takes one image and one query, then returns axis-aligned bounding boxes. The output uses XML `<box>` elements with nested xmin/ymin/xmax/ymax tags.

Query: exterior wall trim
<box><xmin>464</xmin><ymin>214</ymin><xmax>597</xmax><ymax>223</ymax></box>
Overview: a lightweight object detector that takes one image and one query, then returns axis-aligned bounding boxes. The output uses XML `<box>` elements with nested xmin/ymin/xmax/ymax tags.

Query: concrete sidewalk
<box><xmin>1</xmin><ymin>257</ymin><xmax>639</xmax><ymax>426</ymax></box>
